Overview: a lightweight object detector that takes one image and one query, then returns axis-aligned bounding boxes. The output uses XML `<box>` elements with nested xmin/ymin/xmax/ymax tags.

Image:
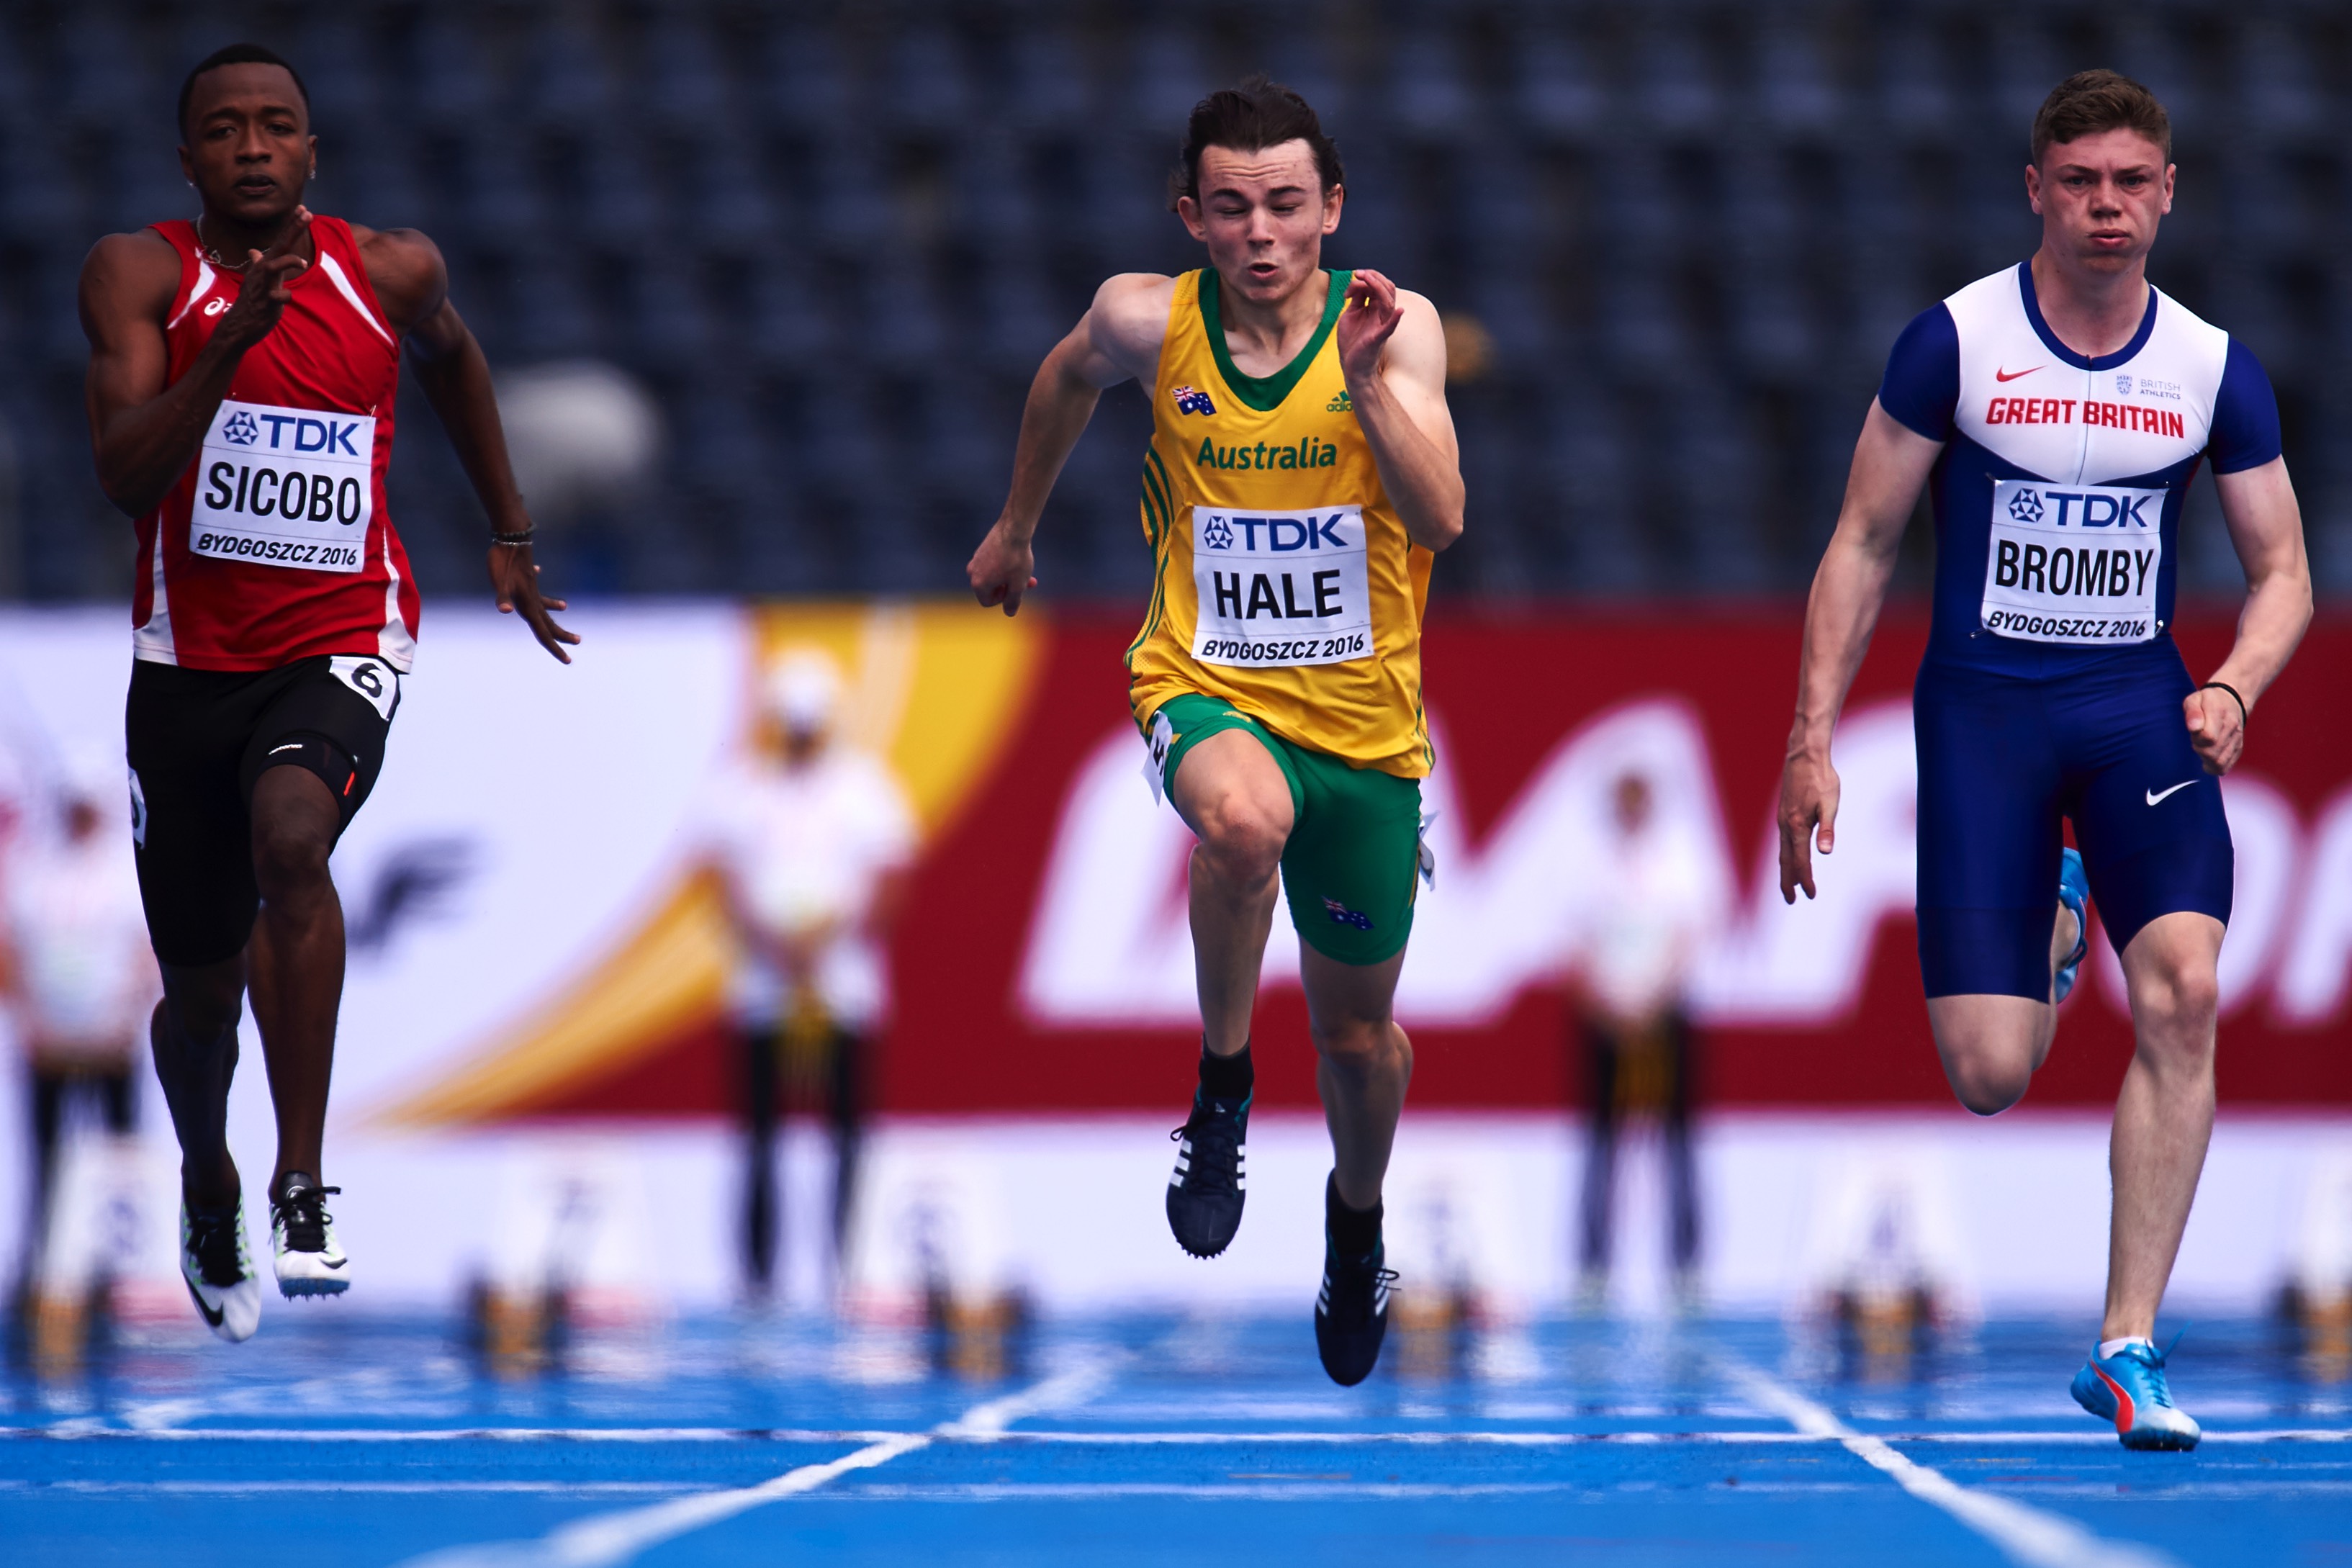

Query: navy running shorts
<box><xmin>1913</xmin><ymin>640</ymin><xmax>2232</xmax><ymax>1000</ymax></box>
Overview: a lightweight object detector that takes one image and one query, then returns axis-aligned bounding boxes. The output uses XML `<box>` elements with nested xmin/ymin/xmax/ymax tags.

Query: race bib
<box><xmin>1189</xmin><ymin>505</ymin><xmax>1371</xmax><ymax>669</ymax></box>
<box><xmin>1141</xmin><ymin>708</ymin><xmax>1174</xmax><ymax>806</ymax></box>
<box><xmin>1981</xmin><ymin>479</ymin><xmax>2163</xmax><ymax>645</ymax></box>
<box><xmin>191</xmin><ymin>398</ymin><xmax>374</xmax><ymax>572</ymax></box>
<box><xmin>328</xmin><ymin>655</ymin><xmax>400</xmax><ymax>721</ymax></box>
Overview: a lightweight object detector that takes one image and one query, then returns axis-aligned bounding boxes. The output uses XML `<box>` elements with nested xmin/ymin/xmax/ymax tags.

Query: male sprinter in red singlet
<box><xmin>968</xmin><ymin>79</ymin><xmax>1462</xmax><ymax>1384</ymax></box>
<box><xmin>1779</xmin><ymin>72</ymin><xmax>2310</xmax><ymax>1446</ymax></box>
<box><xmin>79</xmin><ymin>45</ymin><xmax>576</xmax><ymax>1341</ymax></box>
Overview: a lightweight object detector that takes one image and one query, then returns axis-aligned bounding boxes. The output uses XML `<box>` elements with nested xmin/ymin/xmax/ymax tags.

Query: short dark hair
<box><xmin>2032</xmin><ymin>69</ymin><xmax>2171</xmax><ymax>166</ymax></box>
<box><xmin>179</xmin><ymin>43</ymin><xmax>310</xmax><ymax>139</ymax></box>
<box><xmin>1168</xmin><ymin>74</ymin><xmax>1344</xmax><ymax>212</ymax></box>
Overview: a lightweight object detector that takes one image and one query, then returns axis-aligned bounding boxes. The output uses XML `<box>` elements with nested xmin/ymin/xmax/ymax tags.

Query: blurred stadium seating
<box><xmin>1</xmin><ymin>1</ymin><xmax>2345</xmax><ymax>603</ymax></box>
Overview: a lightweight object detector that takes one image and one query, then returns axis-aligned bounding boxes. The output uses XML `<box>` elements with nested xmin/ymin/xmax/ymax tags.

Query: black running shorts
<box><xmin>125</xmin><ymin>654</ymin><xmax>400</xmax><ymax>967</ymax></box>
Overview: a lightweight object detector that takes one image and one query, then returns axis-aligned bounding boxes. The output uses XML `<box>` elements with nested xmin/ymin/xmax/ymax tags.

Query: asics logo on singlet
<box><xmin>203</xmin><ymin>296</ymin><xmax>230</xmax><ymax>317</ymax></box>
<box><xmin>2009</xmin><ymin>489</ymin><xmax>2045</xmax><ymax>524</ymax></box>
<box><xmin>222</xmin><ymin>410</ymin><xmax>261</xmax><ymax>445</ymax></box>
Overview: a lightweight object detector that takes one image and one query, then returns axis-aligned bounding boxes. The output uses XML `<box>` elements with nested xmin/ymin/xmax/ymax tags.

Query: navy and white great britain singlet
<box><xmin>1878</xmin><ymin>262</ymin><xmax>2281</xmax><ymax>675</ymax></box>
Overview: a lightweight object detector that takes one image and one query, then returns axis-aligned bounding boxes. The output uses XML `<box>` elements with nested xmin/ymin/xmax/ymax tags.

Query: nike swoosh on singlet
<box><xmin>2146</xmin><ymin>779</ymin><xmax>2198</xmax><ymax>806</ymax></box>
<box><xmin>1995</xmin><ymin>366</ymin><xmax>2042</xmax><ymax>382</ymax></box>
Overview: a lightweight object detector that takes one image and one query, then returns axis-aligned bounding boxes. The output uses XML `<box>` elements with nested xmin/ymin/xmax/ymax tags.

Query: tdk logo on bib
<box><xmin>1981</xmin><ymin>477</ymin><xmax>2164</xmax><ymax>646</ymax></box>
<box><xmin>1190</xmin><ymin>505</ymin><xmax>1372</xmax><ymax>670</ymax></box>
<box><xmin>191</xmin><ymin>397</ymin><xmax>375</xmax><ymax>574</ymax></box>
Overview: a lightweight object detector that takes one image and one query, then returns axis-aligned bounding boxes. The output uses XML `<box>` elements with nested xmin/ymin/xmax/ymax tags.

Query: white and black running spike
<box><xmin>1166</xmin><ymin>1090</ymin><xmax>1249</xmax><ymax>1258</ymax></box>
<box><xmin>271</xmin><ymin>1173</ymin><xmax>351</xmax><ymax>1299</ymax></box>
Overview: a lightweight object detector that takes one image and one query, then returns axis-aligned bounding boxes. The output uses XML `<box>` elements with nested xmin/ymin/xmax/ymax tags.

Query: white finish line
<box><xmin>394</xmin><ymin>1358</ymin><xmax>1119</xmax><ymax>1568</ymax></box>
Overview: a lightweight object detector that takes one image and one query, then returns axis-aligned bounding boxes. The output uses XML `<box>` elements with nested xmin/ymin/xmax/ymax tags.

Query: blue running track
<box><xmin>4</xmin><ymin>1313</ymin><xmax>2348</xmax><ymax>1565</ymax></box>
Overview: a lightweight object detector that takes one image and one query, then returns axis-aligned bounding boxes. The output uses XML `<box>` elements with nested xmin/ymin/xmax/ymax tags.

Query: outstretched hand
<box><xmin>1777</xmin><ymin>747</ymin><xmax>1842</xmax><ymax>904</ymax></box>
<box><xmin>488</xmin><ymin>543</ymin><xmax>579</xmax><ymax>664</ymax></box>
<box><xmin>967</xmin><ymin>517</ymin><xmax>1037</xmax><ymax>617</ymax></box>
<box><xmin>213</xmin><ymin>207</ymin><xmax>312</xmax><ymax>353</ymax></box>
<box><xmin>1335</xmin><ymin>268</ymin><xmax>1405</xmax><ymax>388</ymax></box>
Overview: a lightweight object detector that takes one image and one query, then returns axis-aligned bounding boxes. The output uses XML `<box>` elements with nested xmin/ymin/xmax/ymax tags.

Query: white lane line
<box><xmin>4</xmin><ymin>1482</ymin><xmax>697</xmax><ymax>1497</ymax></box>
<box><xmin>1721</xmin><ymin>1357</ymin><xmax>2183</xmax><ymax>1568</ymax></box>
<box><xmin>0</xmin><ymin>1428</ymin><xmax>898</xmax><ymax>1444</ymax></box>
<box><xmin>392</xmin><ymin>1358</ymin><xmax>1120</xmax><ymax>1568</ymax></box>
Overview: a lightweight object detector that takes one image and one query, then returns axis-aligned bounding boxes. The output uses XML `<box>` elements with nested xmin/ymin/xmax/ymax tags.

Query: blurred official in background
<box><xmin>3</xmin><ymin>754</ymin><xmax>156</xmax><ymax>1295</ymax></box>
<box><xmin>1564</xmin><ymin>770</ymin><xmax>1711</xmax><ymax>1308</ymax></box>
<box><xmin>699</xmin><ymin>654</ymin><xmax>914</xmax><ymax>1302</ymax></box>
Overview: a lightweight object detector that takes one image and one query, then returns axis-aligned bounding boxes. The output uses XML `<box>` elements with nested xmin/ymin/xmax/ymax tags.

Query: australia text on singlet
<box><xmin>1126</xmin><ymin>269</ymin><xmax>1434</xmax><ymax>779</ymax></box>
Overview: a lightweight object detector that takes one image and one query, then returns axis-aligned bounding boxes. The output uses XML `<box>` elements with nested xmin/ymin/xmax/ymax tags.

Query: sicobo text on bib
<box><xmin>191</xmin><ymin>398</ymin><xmax>374</xmax><ymax>573</ymax></box>
<box><xmin>1980</xmin><ymin>478</ymin><xmax>2163</xmax><ymax>645</ymax></box>
<box><xmin>1189</xmin><ymin>505</ymin><xmax>1371</xmax><ymax>669</ymax></box>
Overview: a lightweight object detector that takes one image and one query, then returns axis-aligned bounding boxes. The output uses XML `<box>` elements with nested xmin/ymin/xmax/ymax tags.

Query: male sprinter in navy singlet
<box><xmin>1779</xmin><ymin>72</ymin><xmax>2310</xmax><ymax>1448</ymax></box>
<box><xmin>80</xmin><ymin>45</ymin><xmax>576</xmax><ymax>1341</ymax></box>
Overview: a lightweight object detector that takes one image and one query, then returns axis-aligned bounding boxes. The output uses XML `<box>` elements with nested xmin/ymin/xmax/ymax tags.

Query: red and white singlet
<box><xmin>132</xmin><ymin>216</ymin><xmax>419</xmax><ymax>672</ymax></box>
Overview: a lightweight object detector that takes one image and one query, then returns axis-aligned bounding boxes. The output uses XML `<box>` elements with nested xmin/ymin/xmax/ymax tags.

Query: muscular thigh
<box><xmin>1913</xmin><ymin>660</ymin><xmax>2065</xmax><ymax>1001</ymax></box>
<box><xmin>2055</xmin><ymin>654</ymin><xmax>2232</xmax><ymax>955</ymax></box>
<box><xmin>1280</xmin><ymin>744</ymin><xmax>1423</xmax><ymax>968</ymax></box>
<box><xmin>1161</xmin><ymin>693</ymin><xmax>1300</xmax><ymax>844</ymax></box>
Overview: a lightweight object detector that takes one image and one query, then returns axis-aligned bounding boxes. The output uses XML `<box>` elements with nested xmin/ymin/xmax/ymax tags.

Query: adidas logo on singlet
<box><xmin>1326</xmin><ymin>391</ymin><xmax>1352</xmax><ymax>412</ymax></box>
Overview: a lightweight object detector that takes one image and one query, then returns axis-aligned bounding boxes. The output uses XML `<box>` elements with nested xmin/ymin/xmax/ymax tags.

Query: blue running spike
<box><xmin>2054</xmin><ymin>847</ymin><xmax>2091</xmax><ymax>1003</ymax></box>
<box><xmin>2071</xmin><ymin>1335</ymin><xmax>2201</xmax><ymax>1450</ymax></box>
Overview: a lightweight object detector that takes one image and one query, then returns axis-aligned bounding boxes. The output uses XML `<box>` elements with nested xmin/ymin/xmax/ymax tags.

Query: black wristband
<box><xmin>2198</xmin><ymin>680</ymin><xmax>2248</xmax><ymax>731</ymax></box>
<box><xmin>490</xmin><ymin>529</ymin><xmax>535</xmax><ymax>547</ymax></box>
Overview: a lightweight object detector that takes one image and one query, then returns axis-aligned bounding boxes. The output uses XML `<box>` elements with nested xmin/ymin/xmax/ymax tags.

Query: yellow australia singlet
<box><xmin>1127</xmin><ymin>269</ymin><xmax>1435</xmax><ymax>779</ymax></box>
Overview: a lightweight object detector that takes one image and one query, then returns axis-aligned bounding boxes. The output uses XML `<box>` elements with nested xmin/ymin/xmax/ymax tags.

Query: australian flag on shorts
<box><xmin>1323</xmin><ymin>897</ymin><xmax>1373</xmax><ymax>932</ymax></box>
<box><xmin>1173</xmin><ymin>384</ymin><xmax>1216</xmax><ymax>416</ymax></box>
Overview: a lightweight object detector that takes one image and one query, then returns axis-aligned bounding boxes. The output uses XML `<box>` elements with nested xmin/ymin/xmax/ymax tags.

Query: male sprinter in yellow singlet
<box><xmin>968</xmin><ymin>77</ymin><xmax>1462</xmax><ymax>1385</ymax></box>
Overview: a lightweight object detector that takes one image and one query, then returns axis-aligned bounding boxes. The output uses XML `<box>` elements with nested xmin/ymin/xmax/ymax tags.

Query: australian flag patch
<box><xmin>1172</xmin><ymin>384</ymin><xmax>1216</xmax><ymax>416</ymax></box>
<box><xmin>1323</xmin><ymin>897</ymin><xmax>1374</xmax><ymax>932</ymax></box>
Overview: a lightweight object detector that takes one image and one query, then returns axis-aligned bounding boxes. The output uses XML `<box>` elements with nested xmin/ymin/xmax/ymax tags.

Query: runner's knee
<box><xmin>1944</xmin><ymin>1054</ymin><xmax>2033</xmax><ymax>1116</ymax></box>
<box><xmin>1192</xmin><ymin>799</ymin><xmax>1287</xmax><ymax>887</ymax></box>
<box><xmin>250</xmin><ymin>808</ymin><xmax>336</xmax><ymax>909</ymax></box>
<box><xmin>2136</xmin><ymin>958</ymin><xmax>2218</xmax><ymax>1031</ymax></box>
<box><xmin>161</xmin><ymin>973</ymin><xmax>243</xmax><ymax>1045</ymax></box>
<box><xmin>1312</xmin><ymin>1015</ymin><xmax>1394</xmax><ymax>1073</ymax></box>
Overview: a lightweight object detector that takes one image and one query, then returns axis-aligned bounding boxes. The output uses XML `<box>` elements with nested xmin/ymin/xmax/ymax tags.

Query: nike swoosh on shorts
<box><xmin>2146</xmin><ymin>779</ymin><xmax>2198</xmax><ymax>806</ymax></box>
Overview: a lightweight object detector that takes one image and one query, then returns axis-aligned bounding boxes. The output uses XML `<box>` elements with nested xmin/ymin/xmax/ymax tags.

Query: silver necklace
<box><xmin>193</xmin><ymin>215</ymin><xmax>274</xmax><ymax>272</ymax></box>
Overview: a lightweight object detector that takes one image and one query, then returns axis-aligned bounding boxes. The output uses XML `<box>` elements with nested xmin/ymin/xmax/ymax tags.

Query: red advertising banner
<box><xmin>872</xmin><ymin>606</ymin><xmax>2352</xmax><ymax>1114</ymax></box>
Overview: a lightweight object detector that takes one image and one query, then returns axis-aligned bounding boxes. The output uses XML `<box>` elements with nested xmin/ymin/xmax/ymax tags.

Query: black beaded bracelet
<box><xmin>490</xmin><ymin>529</ymin><xmax>535</xmax><ymax>547</ymax></box>
<box><xmin>2198</xmin><ymin>680</ymin><xmax>2248</xmax><ymax>731</ymax></box>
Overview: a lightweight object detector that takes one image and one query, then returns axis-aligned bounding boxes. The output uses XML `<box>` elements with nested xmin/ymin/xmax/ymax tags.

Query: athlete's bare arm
<box><xmin>2186</xmin><ymin>456</ymin><xmax>2312</xmax><ymax>775</ymax></box>
<box><xmin>1334</xmin><ymin>270</ymin><xmax>1461</xmax><ymax>551</ymax></box>
<box><xmin>967</xmin><ymin>272</ymin><xmax>1176</xmax><ymax>616</ymax></box>
<box><xmin>80</xmin><ymin>215</ymin><xmax>313</xmax><ymax>519</ymax></box>
<box><xmin>355</xmin><ymin>224</ymin><xmax>577</xmax><ymax>663</ymax></box>
<box><xmin>1778</xmin><ymin>402</ymin><xmax>1945</xmax><ymax>902</ymax></box>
